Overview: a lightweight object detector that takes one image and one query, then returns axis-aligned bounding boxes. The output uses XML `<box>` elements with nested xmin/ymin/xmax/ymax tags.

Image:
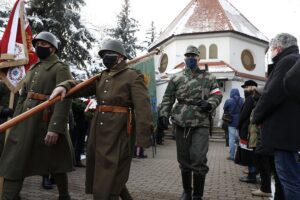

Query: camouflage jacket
<box><xmin>159</xmin><ymin>68</ymin><xmax>222</xmax><ymax>127</ymax></box>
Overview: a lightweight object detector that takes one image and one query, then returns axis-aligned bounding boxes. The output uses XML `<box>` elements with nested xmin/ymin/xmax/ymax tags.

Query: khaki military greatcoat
<box><xmin>59</xmin><ymin>60</ymin><xmax>153</xmax><ymax>199</ymax></box>
<box><xmin>0</xmin><ymin>55</ymin><xmax>74</xmax><ymax>179</ymax></box>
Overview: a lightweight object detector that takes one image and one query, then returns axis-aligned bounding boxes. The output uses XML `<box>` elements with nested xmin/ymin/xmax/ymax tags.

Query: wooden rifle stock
<box><xmin>0</xmin><ymin>49</ymin><xmax>160</xmax><ymax>133</ymax></box>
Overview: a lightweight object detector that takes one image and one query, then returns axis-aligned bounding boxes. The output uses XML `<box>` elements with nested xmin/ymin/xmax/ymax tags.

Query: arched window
<box><xmin>209</xmin><ymin>44</ymin><xmax>218</xmax><ymax>59</ymax></box>
<box><xmin>198</xmin><ymin>45</ymin><xmax>206</xmax><ymax>59</ymax></box>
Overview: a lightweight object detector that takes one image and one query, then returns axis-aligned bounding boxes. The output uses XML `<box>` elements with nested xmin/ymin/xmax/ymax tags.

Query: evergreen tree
<box><xmin>27</xmin><ymin>0</ymin><xmax>95</xmax><ymax>69</ymax></box>
<box><xmin>0</xmin><ymin>2</ymin><xmax>10</xmax><ymax>31</ymax></box>
<box><xmin>108</xmin><ymin>0</ymin><xmax>143</xmax><ymax>59</ymax></box>
<box><xmin>143</xmin><ymin>21</ymin><xmax>157</xmax><ymax>48</ymax></box>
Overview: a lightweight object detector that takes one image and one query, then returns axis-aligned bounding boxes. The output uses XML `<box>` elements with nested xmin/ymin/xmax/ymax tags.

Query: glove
<box><xmin>0</xmin><ymin>108</ymin><xmax>14</xmax><ymax>118</ymax></box>
<box><xmin>158</xmin><ymin>116</ymin><xmax>169</xmax><ymax>130</ymax></box>
<box><xmin>198</xmin><ymin>100</ymin><xmax>212</xmax><ymax>112</ymax></box>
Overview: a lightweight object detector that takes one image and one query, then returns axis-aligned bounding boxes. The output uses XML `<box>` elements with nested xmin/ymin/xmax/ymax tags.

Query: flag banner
<box><xmin>0</xmin><ymin>0</ymin><xmax>38</xmax><ymax>93</ymax></box>
<box><xmin>130</xmin><ymin>56</ymin><xmax>157</xmax><ymax>127</ymax></box>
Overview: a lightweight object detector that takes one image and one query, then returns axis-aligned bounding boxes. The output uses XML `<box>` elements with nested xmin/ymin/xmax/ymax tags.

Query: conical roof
<box><xmin>149</xmin><ymin>0</ymin><xmax>268</xmax><ymax>49</ymax></box>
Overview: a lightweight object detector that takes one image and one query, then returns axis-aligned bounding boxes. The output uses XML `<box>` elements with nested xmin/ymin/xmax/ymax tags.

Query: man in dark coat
<box><xmin>0</xmin><ymin>32</ymin><xmax>74</xmax><ymax>200</ymax></box>
<box><xmin>252</xmin><ymin>33</ymin><xmax>300</xmax><ymax>200</ymax></box>
<box><xmin>50</xmin><ymin>39</ymin><xmax>153</xmax><ymax>199</ymax></box>
<box><xmin>236</xmin><ymin>80</ymin><xmax>257</xmax><ymax>183</ymax></box>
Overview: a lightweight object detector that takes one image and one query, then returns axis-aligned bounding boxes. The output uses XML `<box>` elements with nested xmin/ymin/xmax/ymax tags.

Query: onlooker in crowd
<box><xmin>248</xmin><ymin>86</ymin><xmax>285</xmax><ymax>199</ymax></box>
<box><xmin>0</xmin><ymin>81</ymin><xmax>14</xmax><ymax>156</ymax></box>
<box><xmin>0</xmin><ymin>31</ymin><xmax>74</xmax><ymax>200</ymax></box>
<box><xmin>252</xmin><ymin>33</ymin><xmax>300</xmax><ymax>199</ymax></box>
<box><xmin>49</xmin><ymin>39</ymin><xmax>153</xmax><ymax>199</ymax></box>
<box><xmin>223</xmin><ymin>88</ymin><xmax>243</xmax><ymax>161</ymax></box>
<box><xmin>71</xmin><ymin>98</ymin><xmax>90</xmax><ymax>167</ymax></box>
<box><xmin>156</xmin><ymin>104</ymin><xmax>165</xmax><ymax>145</ymax></box>
<box><xmin>159</xmin><ymin>45</ymin><xmax>222</xmax><ymax>200</ymax></box>
<box><xmin>236</xmin><ymin>80</ymin><xmax>257</xmax><ymax>183</ymax></box>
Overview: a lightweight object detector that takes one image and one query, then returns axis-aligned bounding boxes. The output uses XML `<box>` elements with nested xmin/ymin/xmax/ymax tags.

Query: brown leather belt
<box><xmin>97</xmin><ymin>105</ymin><xmax>128</xmax><ymax>113</ymax></box>
<box><xmin>97</xmin><ymin>105</ymin><xmax>132</xmax><ymax>135</ymax></box>
<box><xmin>27</xmin><ymin>92</ymin><xmax>49</xmax><ymax>101</ymax></box>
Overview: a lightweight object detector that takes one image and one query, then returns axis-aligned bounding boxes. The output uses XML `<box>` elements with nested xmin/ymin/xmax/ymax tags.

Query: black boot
<box><xmin>193</xmin><ymin>174</ymin><xmax>205</xmax><ymax>200</ymax></box>
<box><xmin>42</xmin><ymin>175</ymin><xmax>53</xmax><ymax>190</ymax></box>
<box><xmin>180</xmin><ymin>171</ymin><xmax>192</xmax><ymax>200</ymax></box>
<box><xmin>239</xmin><ymin>173</ymin><xmax>257</xmax><ymax>184</ymax></box>
<box><xmin>120</xmin><ymin>186</ymin><xmax>133</xmax><ymax>200</ymax></box>
<box><xmin>58</xmin><ymin>194</ymin><xmax>71</xmax><ymax>200</ymax></box>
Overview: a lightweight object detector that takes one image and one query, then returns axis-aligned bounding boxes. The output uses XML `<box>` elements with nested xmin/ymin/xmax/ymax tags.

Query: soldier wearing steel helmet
<box><xmin>0</xmin><ymin>31</ymin><xmax>74</xmax><ymax>200</ymax></box>
<box><xmin>49</xmin><ymin>39</ymin><xmax>153</xmax><ymax>199</ymax></box>
<box><xmin>158</xmin><ymin>45</ymin><xmax>223</xmax><ymax>200</ymax></box>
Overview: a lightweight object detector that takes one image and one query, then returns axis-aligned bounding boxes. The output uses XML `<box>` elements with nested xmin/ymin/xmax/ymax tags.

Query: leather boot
<box><xmin>193</xmin><ymin>174</ymin><xmax>205</xmax><ymax>200</ymax></box>
<box><xmin>120</xmin><ymin>186</ymin><xmax>133</xmax><ymax>200</ymax></box>
<box><xmin>180</xmin><ymin>171</ymin><xmax>192</xmax><ymax>200</ymax></box>
<box><xmin>239</xmin><ymin>173</ymin><xmax>257</xmax><ymax>183</ymax></box>
<box><xmin>58</xmin><ymin>194</ymin><xmax>71</xmax><ymax>200</ymax></box>
<box><xmin>42</xmin><ymin>175</ymin><xmax>53</xmax><ymax>190</ymax></box>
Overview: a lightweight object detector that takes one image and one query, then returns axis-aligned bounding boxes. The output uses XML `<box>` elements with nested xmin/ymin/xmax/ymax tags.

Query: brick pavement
<box><xmin>20</xmin><ymin>139</ymin><xmax>272</xmax><ymax>200</ymax></box>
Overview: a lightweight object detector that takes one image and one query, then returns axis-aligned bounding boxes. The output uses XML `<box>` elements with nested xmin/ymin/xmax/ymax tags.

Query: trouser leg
<box><xmin>193</xmin><ymin>173</ymin><xmax>205</xmax><ymax>200</ymax></box>
<box><xmin>53</xmin><ymin>173</ymin><xmax>70</xmax><ymax>200</ymax></box>
<box><xmin>120</xmin><ymin>185</ymin><xmax>133</xmax><ymax>200</ymax></box>
<box><xmin>257</xmin><ymin>155</ymin><xmax>272</xmax><ymax>193</ymax></box>
<box><xmin>2</xmin><ymin>179</ymin><xmax>23</xmax><ymax>200</ymax></box>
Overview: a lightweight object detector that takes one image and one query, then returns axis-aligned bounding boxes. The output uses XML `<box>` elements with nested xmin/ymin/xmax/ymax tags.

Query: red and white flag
<box><xmin>0</xmin><ymin>0</ymin><xmax>38</xmax><ymax>92</ymax></box>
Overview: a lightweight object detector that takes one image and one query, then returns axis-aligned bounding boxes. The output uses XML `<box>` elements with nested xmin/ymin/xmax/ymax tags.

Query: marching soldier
<box><xmin>0</xmin><ymin>31</ymin><xmax>74</xmax><ymax>200</ymax></box>
<box><xmin>49</xmin><ymin>39</ymin><xmax>153</xmax><ymax>199</ymax></box>
<box><xmin>158</xmin><ymin>45</ymin><xmax>222</xmax><ymax>200</ymax></box>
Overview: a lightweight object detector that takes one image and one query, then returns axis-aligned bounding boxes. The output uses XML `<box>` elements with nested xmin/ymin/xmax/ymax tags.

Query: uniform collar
<box><xmin>104</xmin><ymin>60</ymin><xmax>128</xmax><ymax>76</ymax></box>
<box><xmin>30</xmin><ymin>54</ymin><xmax>59</xmax><ymax>71</ymax></box>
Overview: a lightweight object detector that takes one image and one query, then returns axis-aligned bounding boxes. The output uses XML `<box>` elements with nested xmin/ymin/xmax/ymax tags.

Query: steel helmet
<box><xmin>98</xmin><ymin>39</ymin><xmax>127</xmax><ymax>59</ymax></box>
<box><xmin>184</xmin><ymin>45</ymin><xmax>200</xmax><ymax>56</ymax></box>
<box><xmin>32</xmin><ymin>31</ymin><xmax>59</xmax><ymax>50</ymax></box>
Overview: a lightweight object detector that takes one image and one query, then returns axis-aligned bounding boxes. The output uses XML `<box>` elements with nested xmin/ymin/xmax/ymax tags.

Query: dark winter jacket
<box><xmin>237</xmin><ymin>95</ymin><xmax>255</xmax><ymax>140</ymax></box>
<box><xmin>223</xmin><ymin>89</ymin><xmax>244</xmax><ymax>127</ymax></box>
<box><xmin>284</xmin><ymin>58</ymin><xmax>300</xmax><ymax>103</ymax></box>
<box><xmin>252</xmin><ymin>45</ymin><xmax>300</xmax><ymax>152</ymax></box>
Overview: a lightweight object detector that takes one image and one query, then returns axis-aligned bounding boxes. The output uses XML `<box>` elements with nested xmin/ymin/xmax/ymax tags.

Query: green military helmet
<box><xmin>184</xmin><ymin>45</ymin><xmax>200</xmax><ymax>56</ymax></box>
<box><xmin>32</xmin><ymin>31</ymin><xmax>59</xmax><ymax>50</ymax></box>
<box><xmin>98</xmin><ymin>39</ymin><xmax>127</xmax><ymax>59</ymax></box>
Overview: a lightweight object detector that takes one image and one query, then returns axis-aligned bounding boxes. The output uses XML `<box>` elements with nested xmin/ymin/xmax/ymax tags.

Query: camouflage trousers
<box><xmin>174</xmin><ymin>125</ymin><xmax>209</xmax><ymax>176</ymax></box>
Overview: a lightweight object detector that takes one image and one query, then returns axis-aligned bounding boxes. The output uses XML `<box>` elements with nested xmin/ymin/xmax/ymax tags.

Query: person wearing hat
<box><xmin>0</xmin><ymin>31</ymin><xmax>74</xmax><ymax>200</ymax></box>
<box><xmin>235</xmin><ymin>80</ymin><xmax>257</xmax><ymax>183</ymax></box>
<box><xmin>49</xmin><ymin>39</ymin><xmax>153</xmax><ymax>199</ymax></box>
<box><xmin>158</xmin><ymin>45</ymin><xmax>223</xmax><ymax>200</ymax></box>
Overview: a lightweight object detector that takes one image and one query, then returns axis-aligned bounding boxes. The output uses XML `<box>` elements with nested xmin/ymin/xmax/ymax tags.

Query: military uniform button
<box><xmin>102</xmin><ymin>101</ymin><xmax>105</xmax><ymax>103</ymax></box>
<box><xmin>26</xmin><ymin>108</ymin><xmax>30</xmax><ymax>110</ymax></box>
<box><xmin>53</xmin><ymin>122</ymin><xmax>57</xmax><ymax>125</ymax></box>
<box><xmin>104</xmin><ymin>90</ymin><xmax>107</xmax><ymax>93</ymax></box>
<box><xmin>105</xmin><ymin>80</ymin><xmax>109</xmax><ymax>82</ymax></box>
<box><xmin>100</xmin><ymin>122</ymin><xmax>103</xmax><ymax>125</ymax></box>
<box><xmin>102</xmin><ymin>112</ymin><xmax>104</xmax><ymax>114</ymax></box>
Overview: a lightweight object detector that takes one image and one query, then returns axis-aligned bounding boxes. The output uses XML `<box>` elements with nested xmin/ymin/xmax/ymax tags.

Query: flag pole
<box><xmin>0</xmin><ymin>49</ymin><xmax>160</xmax><ymax>133</ymax></box>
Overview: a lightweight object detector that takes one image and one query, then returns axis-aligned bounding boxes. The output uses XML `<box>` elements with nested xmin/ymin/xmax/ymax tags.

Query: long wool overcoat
<box><xmin>59</xmin><ymin>60</ymin><xmax>153</xmax><ymax>199</ymax></box>
<box><xmin>0</xmin><ymin>55</ymin><xmax>74</xmax><ymax>179</ymax></box>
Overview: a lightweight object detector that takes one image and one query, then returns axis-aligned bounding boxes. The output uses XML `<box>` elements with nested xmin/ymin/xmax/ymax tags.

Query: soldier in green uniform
<box><xmin>158</xmin><ymin>45</ymin><xmax>223</xmax><ymax>200</ymax></box>
<box><xmin>49</xmin><ymin>39</ymin><xmax>153</xmax><ymax>200</ymax></box>
<box><xmin>0</xmin><ymin>81</ymin><xmax>13</xmax><ymax>156</ymax></box>
<box><xmin>0</xmin><ymin>32</ymin><xmax>74</xmax><ymax>200</ymax></box>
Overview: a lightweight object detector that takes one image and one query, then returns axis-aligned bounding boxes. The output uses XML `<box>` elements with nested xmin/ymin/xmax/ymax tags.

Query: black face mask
<box><xmin>244</xmin><ymin>90</ymin><xmax>252</xmax><ymax>98</ymax></box>
<box><xmin>35</xmin><ymin>46</ymin><xmax>52</xmax><ymax>59</ymax></box>
<box><xmin>103</xmin><ymin>54</ymin><xmax>118</xmax><ymax>69</ymax></box>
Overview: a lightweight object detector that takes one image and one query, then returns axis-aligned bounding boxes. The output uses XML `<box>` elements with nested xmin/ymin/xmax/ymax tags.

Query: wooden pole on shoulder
<box><xmin>0</xmin><ymin>49</ymin><xmax>160</xmax><ymax>133</ymax></box>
